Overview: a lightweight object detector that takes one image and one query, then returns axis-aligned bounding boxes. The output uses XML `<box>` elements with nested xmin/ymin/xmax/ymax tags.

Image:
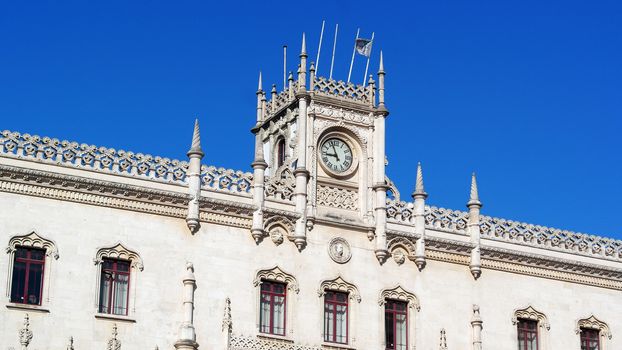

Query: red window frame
<box><xmin>385</xmin><ymin>299</ymin><xmax>408</xmax><ymax>350</ymax></box>
<box><xmin>10</xmin><ymin>246</ymin><xmax>46</xmax><ymax>305</ymax></box>
<box><xmin>324</xmin><ymin>291</ymin><xmax>349</xmax><ymax>344</ymax></box>
<box><xmin>259</xmin><ymin>280</ymin><xmax>287</xmax><ymax>336</ymax></box>
<box><xmin>517</xmin><ymin>319</ymin><xmax>539</xmax><ymax>350</ymax></box>
<box><xmin>580</xmin><ymin>328</ymin><xmax>600</xmax><ymax>350</ymax></box>
<box><xmin>277</xmin><ymin>139</ymin><xmax>286</xmax><ymax>167</ymax></box>
<box><xmin>99</xmin><ymin>258</ymin><xmax>131</xmax><ymax>315</ymax></box>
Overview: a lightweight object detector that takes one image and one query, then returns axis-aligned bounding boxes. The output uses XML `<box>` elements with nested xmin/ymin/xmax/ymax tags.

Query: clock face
<box><xmin>320</xmin><ymin>138</ymin><xmax>353</xmax><ymax>174</ymax></box>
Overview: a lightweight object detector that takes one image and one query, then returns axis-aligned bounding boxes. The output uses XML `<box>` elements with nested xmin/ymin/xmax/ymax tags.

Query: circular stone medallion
<box><xmin>328</xmin><ymin>237</ymin><xmax>352</xmax><ymax>264</ymax></box>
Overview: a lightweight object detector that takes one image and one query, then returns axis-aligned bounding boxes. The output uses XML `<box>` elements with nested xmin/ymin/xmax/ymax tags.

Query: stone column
<box><xmin>467</xmin><ymin>173</ymin><xmax>482</xmax><ymax>279</ymax></box>
<box><xmin>174</xmin><ymin>263</ymin><xmax>199</xmax><ymax>350</ymax></box>
<box><xmin>251</xmin><ymin>73</ymin><xmax>268</xmax><ymax>242</ymax></box>
<box><xmin>412</xmin><ymin>162</ymin><xmax>428</xmax><ymax>270</ymax></box>
<box><xmin>293</xmin><ymin>33</ymin><xmax>309</xmax><ymax>251</ymax></box>
<box><xmin>471</xmin><ymin>305</ymin><xmax>483</xmax><ymax>350</ymax></box>
<box><xmin>373</xmin><ymin>53</ymin><xmax>389</xmax><ymax>263</ymax></box>
<box><xmin>186</xmin><ymin>120</ymin><xmax>204</xmax><ymax>234</ymax></box>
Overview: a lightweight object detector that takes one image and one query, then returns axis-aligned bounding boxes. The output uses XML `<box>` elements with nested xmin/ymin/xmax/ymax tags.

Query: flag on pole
<box><xmin>355</xmin><ymin>38</ymin><xmax>373</xmax><ymax>57</ymax></box>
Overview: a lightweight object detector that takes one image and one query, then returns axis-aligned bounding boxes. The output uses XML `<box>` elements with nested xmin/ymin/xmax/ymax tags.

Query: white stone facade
<box><xmin>1</xmin><ymin>38</ymin><xmax>620</xmax><ymax>350</ymax></box>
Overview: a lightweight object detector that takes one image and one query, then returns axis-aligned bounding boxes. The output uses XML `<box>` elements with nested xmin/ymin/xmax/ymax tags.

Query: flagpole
<box><xmin>329</xmin><ymin>24</ymin><xmax>339</xmax><ymax>80</ymax></box>
<box><xmin>283</xmin><ymin>45</ymin><xmax>287</xmax><ymax>90</ymax></box>
<box><xmin>347</xmin><ymin>28</ymin><xmax>360</xmax><ymax>84</ymax></box>
<box><xmin>316</xmin><ymin>20</ymin><xmax>325</xmax><ymax>74</ymax></box>
<box><xmin>362</xmin><ymin>32</ymin><xmax>375</xmax><ymax>87</ymax></box>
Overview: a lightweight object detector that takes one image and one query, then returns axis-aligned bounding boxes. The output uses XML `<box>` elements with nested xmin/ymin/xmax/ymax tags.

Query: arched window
<box><xmin>94</xmin><ymin>243</ymin><xmax>143</xmax><ymax>320</ymax></box>
<box><xmin>253</xmin><ymin>266</ymin><xmax>298</xmax><ymax>339</ymax></box>
<box><xmin>576</xmin><ymin>315</ymin><xmax>611</xmax><ymax>350</ymax></box>
<box><xmin>276</xmin><ymin>138</ymin><xmax>286</xmax><ymax>167</ymax></box>
<box><xmin>512</xmin><ymin>305</ymin><xmax>550</xmax><ymax>350</ymax></box>
<box><xmin>318</xmin><ymin>276</ymin><xmax>361</xmax><ymax>345</ymax></box>
<box><xmin>6</xmin><ymin>231</ymin><xmax>59</xmax><ymax>310</ymax></box>
<box><xmin>379</xmin><ymin>286</ymin><xmax>420</xmax><ymax>350</ymax></box>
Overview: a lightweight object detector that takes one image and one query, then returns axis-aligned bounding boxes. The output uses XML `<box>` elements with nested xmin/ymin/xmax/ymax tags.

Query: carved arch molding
<box><xmin>94</xmin><ymin>242</ymin><xmax>144</xmax><ymax>271</ymax></box>
<box><xmin>7</xmin><ymin>231</ymin><xmax>59</xmax><ymax>259</ymax></box>
<box><xmin>576</xmin><ymin>315</ymin><xmax>612</xmax><ymax>340</ymax></box>
<box><xmin>317</xmin><ymin>276</ymin><xmax>361</xmax><ymax>303</ymax></box>
<box><xmin>378</xmin><ymin>285</ymin><xmax>420</xmax><ymax>311</ymax></box>
<box><xmin>512</xmin><ymin>305</ymin><xmax>550</xmax><ymax>330</ymax></box>
<box><xmin>253</xmin><ymin>266</ymin><xmax>299</xmax><ymax>294</ymax></box>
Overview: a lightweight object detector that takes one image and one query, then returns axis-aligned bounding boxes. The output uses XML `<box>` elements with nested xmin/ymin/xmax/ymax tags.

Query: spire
<box><xmin>412</xmin><ymin>162</ymin><xmax>428</xmax><ymax>198</ymax></box>
<box><xmin>467</xmin><ymin>172</ymin><xmax>482</xmax><ymax>208</ymax></box>
<box><xmin>187</xmin><ymin>119</ymin><xmax>204</xmax><ymax>158</ymax></box>
<box><xmin>257</xmin><ymin>71</ymin><xmax>263</xmax><ymax>92</ymax></box>
<box><xmin>300</xmin><ymin>32</ymin><xmax>307</xmax><ymax>56</ymax></box>
<box><xmin>379</xmin><ymin>50</ymin><xmax>385</xmax><ymax>74</ymax></box>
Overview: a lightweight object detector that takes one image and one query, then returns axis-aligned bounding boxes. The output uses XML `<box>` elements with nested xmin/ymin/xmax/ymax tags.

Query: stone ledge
<box><xmin>6</xmin><ymin>303</ymin><xmax>50</xmax><ymax>313</ymax></box>
<box><xmin>321</xmin><ymin>342</ymin><xmax>356</xmax><ymax>350</ymax></box>
<box><xmin>94</xmin><ymin>313</ymin><xmax>136</xmax><ymax>323</ymax></box>
<box><xmin>256</xmin><ymin>333</ymin><xmax>294</xmax><ymax>343</ymax></box>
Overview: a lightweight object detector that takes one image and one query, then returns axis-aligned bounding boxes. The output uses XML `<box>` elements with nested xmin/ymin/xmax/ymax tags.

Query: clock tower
<box><xmin>250</xmin><ymin>34</ymin><xmax>390</xmax><ymax>263</ymax></box>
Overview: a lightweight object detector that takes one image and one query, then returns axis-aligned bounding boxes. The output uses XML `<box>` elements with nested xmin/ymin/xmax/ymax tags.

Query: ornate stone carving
<box><xmin>512</xmin><ymin>306</ymin><xmax>550</xmax><ymax>330</ymax></box>
<box><xmin>317</xmin><ymin>185</ymin><xmax>358</xmax><ymax>210</ymax></box>
<box><xmin>7</xmin><ymin>231</ymin><xmax>59</xmax><ymax>259</ymax></box>
<box><xmin>328</xmin><ymin>237</ymin><xmax>352</xmax><ymax>264</ymax></box>
<box><xmin>312</xmin><ymin>76</ymin><xmax>372</xmax><ymax>105</ymax></box>
<box><xmin>309</xmin><ymin>102</ymin><xmax>373</xmax><ymax>125</ymax></box>
<box><xmin>265</xmin><ymin>89</ymin><xmax>295</xmax><ymax>116</ymax></box>
<box><xmin>222</xmin><ymin>297</ymin><xmax>232</xmax><ymax>334</ymax></box>
<box><xmin>318</xmin><ymin>276</ymin><xmax>361</xmax><ymax>303</ymax></box>
<box><xmin>201</xmin><ymin>165</ymin><xmax>253</xmax><ymax>195</ymax></box>
<box><xmin>387</xmin><ymin>237</ymin><xmax>416</xmax><ymax>265</ymax></box>
<box><xmin>19</xmin><ymin>314</ymin><xmax>33</xmax><ymax>349</ymax></box>
<box><xmin>107</xmin><ymin>324</ymin><xmax>121</xmax><ymax>350</ymax></box>
<box><xmin>263</xmin><ymin>215</ymin><xmax>295</xmax><ymax>246</ymax></box>
<box><xmin>264</xmin><ymin>165</ymin><xmax>295</xmax><ymax>202</ymax></box>
<box><xmin>439</xmin><ymin>328</ymin><xmax>448</xmax><ymax>350</ymax></box>
<box><xmin>575</xmin><ymin>315</ymin><xmax>611</xmax><ymax>339</ymax></box>
<box><xmin>67</xmin><ymin>336</ymin><xmax>74</xmax><ymax>350</ymax></box>
<box><xmin>229</xmin><ymin>335</ymin><xmax>321</xmax><ymax>350</ymax></box>
<box><xmin>253</xmin><ymin>266</ymin><xmax>299</xmax><ymax>294</ymax></box>
<box><xmin>94</xmin><ymin>243</ymin><xmax>144</xmax><ymax>271</ymax></box>
<box><xmin>378</xmin><ymin>285</ymin><xmax>420</xmax><ymax>311</ymax></box>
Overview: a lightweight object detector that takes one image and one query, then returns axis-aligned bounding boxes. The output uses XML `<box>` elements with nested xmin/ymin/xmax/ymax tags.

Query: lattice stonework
<box><xmin>229</xmin><ymin>335</ymin><xmax>321</xmax><ymax>350</ymax></box>
<box><xmin>312</xmin><ymin>76</ymin><xmax>371</xmax><ymax>104</ymax></box>
<box><xmin>317</xmin><ymin>184</ymin><xmax>358</xmax><ymax>210</ymax></box>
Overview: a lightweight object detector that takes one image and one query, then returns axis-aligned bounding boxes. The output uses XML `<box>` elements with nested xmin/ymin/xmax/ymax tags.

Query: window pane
<box><xmin>29</xmin><ymin>249</ymin><xmax>45</xmax><ymax>261</ymax></box>
<box><xmin>336</xmin><ymin>304</ymin><xmax>347</xmax><ymax>343</ymax></box>
<box><xmin>273</xmin><ymin>295</ymin><xmax>285</xmax><ymax>335</ymax></box>
<box><xmin>16</xmin><ymin>248</ymin><xmax>28</xmax><ymax>258</ymax></box>
<box><xmin>259</xmin><ymin>293</ymin><xmax>271</xmax><ymax>333</ymax></box>
<box><xmin>324</xmin><ymin>303</ymin><xmax>334</xmax><ymax>341</ymax></box>
<box><xmin>99</xmin><ymin>272</ymin><xmax>112</xmax><ymax>313</ymax></box>
<box><xmin>10</xmin><ymin>261</ymin><xmax>26</xmax><ymax>303</ymax></box>
<box><xmin>113</xmin><ymin>273</ymin><xmax>129</xmax><ymax>315</ymax></box>
<box><xmin>116</xmin><ymin>261</ymin><xmax>130</xmax><ymax>272</ymax></box>
<box><xmin>385</xmin><ymin>310</ymin><xmax>394</xmax><ymax>349</ymax></box>
<box><xmin>396</xmin><ymin>313</ymin><xmax>407</xmax><ymax>350</ymax></box>
<box><xmin>26</xmin><ymin>263</ymin><xmax>43</xmax><ymax>305</ymax></box>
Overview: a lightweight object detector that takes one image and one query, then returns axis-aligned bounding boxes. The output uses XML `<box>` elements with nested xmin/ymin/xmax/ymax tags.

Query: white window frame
<box><xmin>5</xmin><ymin>231</ymin><xmax>59</xmax><ymax>312</ymax></box>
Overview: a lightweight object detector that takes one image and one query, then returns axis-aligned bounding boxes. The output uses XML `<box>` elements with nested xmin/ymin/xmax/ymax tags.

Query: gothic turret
<box><xmin>412</xmin><ymin>162</ymin><xmax>428</xmax><ymax>270</ymax></box>
<box><xmin>467</xmin><ymin>172</ymin><xmax>483</xmax><ymax>279</ymax></box>
<box><xmin>174</xmin><ymin>262</ymin><xmax>199</xmax><ymax>350</ymax></box>
<box><xmin>373</xmin><ymin>52</ymin><xmax>389</xmax><ymax>263</ymax></box>
<box><xmin>251</xmin><ymin>72</ymin><xmax>268</xmax><ymax>243</ymax></box>
<box><xmin>186</xmin><ymin>119</ymin><xmax>204</xmax><ymax>234</ymax></box>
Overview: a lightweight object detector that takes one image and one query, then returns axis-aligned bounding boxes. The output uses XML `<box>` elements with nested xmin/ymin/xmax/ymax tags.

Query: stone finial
<box><xmin>19</xmin><ymin>313</ymin><xmax>33</xmax><ymax>349</ymax></box>
<box><xmin>439</xmin><ymin>328</ymin><xmax>448</xmax><ymax>350</ymax></box>
<box><xmin>107</xmin><ymin>323</ymin><xmax>121</xmax><ymax>350</ymax></box>
<box><xmin>378</xmin><ymin>50</ymin><xmax>385</xmax><ymax>74</ymax></box>
<box><xmin>288</xmin><ymin>71</ymin><xmax>294</xmax><ymax>83</ymax></box>
<box><xmin>300</xmin><ymin>32</ymin><xmax>307</xmax><ymax>56</ymax></box>
<box><xmin>412</xmin><ymin>162</ymin><xmax>428</xmax><ymax>199</ymax></box>
<box><xmin>222</xmin><ymin>297</ymin><xmax>232</xmax><ymax>333</ymax></box>
<box><xmin>184</xmin><ymin>262</ymin><xmax>196</xmax><ymax>281</ymax></box>
<box><xmin>467</xmin><ymin>172</ymin><xmax>482</xmax><ymax>208</ymax></box>
<box><xmin>257</xmin><ymin>71</ymin><xmax>263</xmax><ymax>92</ymax></box>
<box><xmin>187</xmin><ymin>119</ymin><xmax>204</xmax><ymax>158</ymax></box>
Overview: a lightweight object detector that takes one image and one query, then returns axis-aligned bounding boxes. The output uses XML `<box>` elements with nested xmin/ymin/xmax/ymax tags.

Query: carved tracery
<box><xmin>378</xmin><ymin>285</ymin><xmax>420</xmax><ymax>311</ymax></box>
<box><xmin>317</xmin><ymin>276</ymin><xmax>361</xmax><ymax>303</ymax></box>
<box><xmin>94</xmin><ymin>242</ymin><xmax>143</xmax><ymax>271</ymax></box>
<box><xmin>512</xmin><ymin>305</ymin><xmax>550</xmax><ymax>330</ymax></box>
<box><xmin>7</xmin><ymin>231</ymin><xmax>59</xmax><ymax>259</ymax></box>
<box><xmin>253</xmin><ymin>266</ymin><xmax>299</xmax><ymax>294</ymax></box>
<box><xmin>576</xmin><ymin>315</ymin><xmax>611</xmax><ymax>340</ymax></box>
<box><xmin>387</xmin><ymin>237</ymin><xmax>416</xmax><ymax>265</ymax></box>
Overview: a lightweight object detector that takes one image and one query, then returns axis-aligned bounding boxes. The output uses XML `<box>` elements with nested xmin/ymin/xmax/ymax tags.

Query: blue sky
<box><xmin>1</xmin><ymin>1</ymin><xmax>620</xmax><ymax>237</ymax></box>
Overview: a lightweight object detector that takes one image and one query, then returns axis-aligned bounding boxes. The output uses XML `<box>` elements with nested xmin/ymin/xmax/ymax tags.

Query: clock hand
<box><xmin>331</xmin><ymin>144</ymin><xmax>340</xmax><ymax>161</ymax></box>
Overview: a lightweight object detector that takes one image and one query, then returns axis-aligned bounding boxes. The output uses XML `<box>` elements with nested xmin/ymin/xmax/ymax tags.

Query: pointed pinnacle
<box><xmin>258</xmin><ymin>71</ymin><xmax>263</xmax><ymax>91</ymax></box>
<box><xmin>467</xmin><ymin>172</ymin><xmax>482</xmax><ymax>208</ymax></box>
<box><xmin>379</xmin><ymin>50</ymin><xmax>385</xmax><ymax>73</ymax></box>
<box><xmin>271</xmin><ymin>84</ymin><xmax>277</xmax><ymax>93</ymax></box>
<box><xmin>301</xmin><ymin>33</ymin><xmax>307</xmax><ymax>55</ymax></box>
<box><xmin>187</xmin><ymin>119</ymin><xmax>204</xmax><ymax>158</ymax></box>
<box><xmin>412</xmin><ymin>162</ymin><xmax>428</xmax><ymax>199</ymax></box>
